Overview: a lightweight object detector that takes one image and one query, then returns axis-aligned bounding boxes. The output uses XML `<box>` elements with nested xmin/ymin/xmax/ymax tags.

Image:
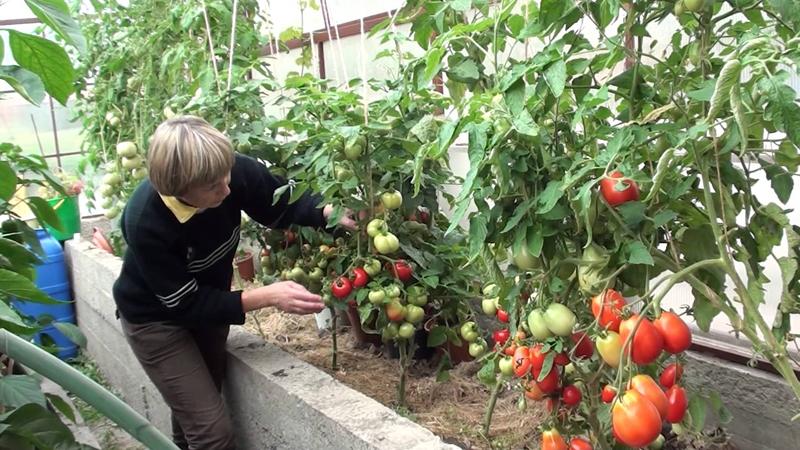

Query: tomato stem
<box><xmin>330</xmin><ymin>306</ymin><xmax>338</xmax><ymax>370</ymax></box>
<box><xmin>482</xmin><ymin>376</ymin><xmax>502</xmax><ymax>436</ymax></box>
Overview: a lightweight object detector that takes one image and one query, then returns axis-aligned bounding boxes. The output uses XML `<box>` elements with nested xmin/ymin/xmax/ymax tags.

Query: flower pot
<box><xmin>46</xmin><ymin>195</ymin><xmax>80</xmax><ymax>241</ymax></box>
<box><xmin>234</xmin><ymin>251</ymin><xmax>255</xmax><ymax>281</ymax></box>
<box><xmin>345</xmin><ymin>304</ymin><xmax>382</xmax><ymax>346</ymax></box>
<box><xmin>437</xmin><ymin>339</ymin><xmax>473</xmax><ymax>365</ymax></box>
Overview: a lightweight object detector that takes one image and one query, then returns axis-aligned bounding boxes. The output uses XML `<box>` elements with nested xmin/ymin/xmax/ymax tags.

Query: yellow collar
<box><xmin>159</xmin><ymin>195</ymin><xmax>199</xmax><ymax>224</ymax></box>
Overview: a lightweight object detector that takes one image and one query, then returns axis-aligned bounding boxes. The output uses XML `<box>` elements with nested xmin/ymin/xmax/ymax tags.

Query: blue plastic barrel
<box><xmin>12</xmin><ymin>229</ymin><xmax>78</xmax><ymax>360</ymax></box>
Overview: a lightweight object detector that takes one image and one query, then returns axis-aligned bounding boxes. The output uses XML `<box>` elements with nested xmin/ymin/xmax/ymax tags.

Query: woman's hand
<box><xmin>323</xmin><ymin>204</ymin><xmax>357</xmax><ymax>231</ymax></box>
<box><xmin>241</xmin><ymin>281</ymin><xmax>324</xmax><ymax>314</ymax></box>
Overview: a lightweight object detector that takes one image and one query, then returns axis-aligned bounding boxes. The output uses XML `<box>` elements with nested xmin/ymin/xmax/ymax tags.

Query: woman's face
<box><xmin>179</xmin><ymin>172</ymin><xmax>231</xmax><ymax>209</ymax></box>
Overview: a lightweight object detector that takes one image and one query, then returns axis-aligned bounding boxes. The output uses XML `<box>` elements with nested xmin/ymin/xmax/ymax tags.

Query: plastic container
<box><xmin>12</xmin><ymin>229</ymin><xmax>78</xmax><ymax>360</ymax></box>
<box><xmin>45</xmin><ymin>195</ymin><xmax>80</xmax><ymax>241</ymax></box>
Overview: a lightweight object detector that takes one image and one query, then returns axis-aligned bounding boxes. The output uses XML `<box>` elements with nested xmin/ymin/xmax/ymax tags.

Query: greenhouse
<box><xmin>1</xmin><ymin>0</ymin><xmax>799</xmax><ymax>449</ymax></box>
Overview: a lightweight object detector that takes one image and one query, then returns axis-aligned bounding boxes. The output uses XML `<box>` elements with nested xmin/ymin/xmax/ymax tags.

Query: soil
<box><xmin>243</xmin><ymin>307</ymin><xmax>544</xmax><ymax>450</ymax></box>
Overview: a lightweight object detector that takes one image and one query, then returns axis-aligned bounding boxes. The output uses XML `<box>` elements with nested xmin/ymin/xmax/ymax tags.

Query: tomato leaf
<box><xmin>624</xmin><ymin>241</ymin><xmax>654</xmax><ymax>266</ymax></box>
<box><xmin>537</xmin><ymin>351</ymin><xmax>555</xmax><ymax>382</ymax></box>
<box><xmin>468</xmin><ymin>214</ymin><xmax>488</xmax><ymax>261</ymax></box>
<box><xmin>536</xmin><ymin>180</ymin><xmax>565</xmax><ymax>214</ymax></box>
<box><xmin>427</xmin><ymin>325</ymin><xmax>448</xmax><ymax>347</ymax></box>
<box><xmin>688</xmin><ymin>393</ymin><xmax>707</xmax><ymax>432</ymax></box>
<box><xmin>478</xmin><ymin>359</ymin><xmax>497</xmax><ymax>386</ymax></box>
<box><xmin>617</xmin><ymin>202</ymin><xmax>646</xmax><ymax>229</ymax></box>
<box><xmin>447</xmin><ymin>58</ymin><xmax>480</xmax><ymax>83</ymax></box>
<box><xmin>652</xmin><ymin>210</ymin><xmax>678</xmax><ymax>228</ymax></box>
<box><xmin>707</xmin><ymin>390</ymin><xmax>732</xmax><ymax>425</ymax></box>
<box><xmin>544</xmin><ymin>59</ymin><xmax>567</xmax><ymax>98</ymax></box>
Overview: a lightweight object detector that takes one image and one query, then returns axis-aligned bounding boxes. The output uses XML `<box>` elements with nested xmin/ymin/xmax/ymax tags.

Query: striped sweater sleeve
<box><xmin>125</xmin><ymin>219</ymin><xmax>245</xmax><ymax>325</ymax></box>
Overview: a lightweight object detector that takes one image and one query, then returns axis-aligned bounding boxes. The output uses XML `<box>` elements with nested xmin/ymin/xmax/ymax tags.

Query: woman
<box><xmin>112</xmin><ymin>116</ymin><xmax>354</xmax><ymax>449</ymax></box>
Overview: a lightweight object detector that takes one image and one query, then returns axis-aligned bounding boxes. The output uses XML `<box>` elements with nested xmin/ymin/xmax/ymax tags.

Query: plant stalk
<box><xmin>0</xmin><ymin>330</ymin><xmax>178</xmax><ymax>449</ymax></box>
<box><xmin>482</xmin><ymin>376</ymin><xmax>502</xmax><ymax>435</ymax></box>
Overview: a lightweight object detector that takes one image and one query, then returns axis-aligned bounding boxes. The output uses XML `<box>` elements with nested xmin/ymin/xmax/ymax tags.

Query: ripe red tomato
<box><xmin>660</xmin><ymin>363</ymin><xmax>684</xmax><ymax>389</ymax></box>
<box><xmin>665</xmin><ymin>385</ymin><xmax>688</xmax><ymax>423</ymax></box>
<box><xmin>591</xmin><ymin>289</ymin><xmax>626</xmax><ymax>332</ymax></box>
<box><xmin>612</xmin><ymin>390</ymin><xmax>662</xmax><ymax>447</ymax></box>
<box><xmin>561</xmin><ymin>384</ymin><xmax>582</xmax><ymax>406</ymax></box>
<box><xmin>331</xmin><ymin>276</ymin><xmax>353</xmax><ymax>299</ymax></box>
<box><xmin>653</xmin><ymin>311</ymin><xmax>693</xmax><ymax>354</ymax></box>
<box><xmin>529</xmin><ymin>344</ymin><xmax>546</xmax><ymax>371</ymax></box>
<box><xmin>542</xmin><ymin>428</ymin><xmax>568</xmax><ymax>450</ymax></box>
<box><xmin>601</xmin><ymin>385</ymin><xmax>616</xmax><ymax>403</ymax></box>
<box><xmin>493</xmin><ymin>328</ymin><xmax>510</xmax><ymax>346</ymax></box>
<box><xmin>629</xmin><ymin>374</ymin><xmax>668</xmax><ymax>418</ymax></box>
<box><xmin>496</xmin><ymin>308</ymin><xmax>509</xmax><ymax>323</ymax></box>
<box><xmin>283</xmin><ymin>229</ymin><xmax>296</xmax><ymax>245</ymax></box>
<box><xmin>388</xmin><ymin>260</ymin><xmax>413</xmax><ymax>282</ymax></box>
<box><xmin>351</xmin><ymin>267</ymin><xmax>369</xmax><ymax>288</ymax></box>
<box><xmin>570</xmin><ymin>332</ymin><xmax>594</xmax><ymax>359</ymax></box>
<box><xmin>619</xmin><ymin>315</ymin><xmax>664</xmax><ymax>365</ymax></box>
<box><xmin>513</xmin><ymin>346</ymin><xmax>532</xmax><ymax>378</ymax></box>
<box><xmin>600</xmin><ymin>170</ymin><xmax>640</xmax><ymax>206</ymax></box>
<box><xmin>554</xmin><ymin>352</ymin><xmax>570</xmax><ymax>366</ymax></box>
<box><xmin>533</xmin><ymin>366</ymin><xmax>560</xmax><ymax>393</ymax></box>
<box><xmin>524</xmin><ymin>380</ymin><xmax>546</xmax><ymax>400</ymax></box>
<box><xmin>569</xmin><ymin>437</ymin><xmax>593</xmax><ymax>450</ymax></box>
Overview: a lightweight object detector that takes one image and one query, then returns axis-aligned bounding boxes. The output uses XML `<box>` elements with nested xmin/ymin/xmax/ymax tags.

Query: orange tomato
<box><xmin>612</xmin><ymin>390</ymin><xmax>662</xmax><ymax>448</ymax></box>
<box><xmin>629</xmin><ymin>374</ymin><xmax>668</xmax><ymax>418</ymax></box>
<box><xmin>541</xmin><ymin>428</ymin><xmax>568</xmax><ymax>450</ymax></box>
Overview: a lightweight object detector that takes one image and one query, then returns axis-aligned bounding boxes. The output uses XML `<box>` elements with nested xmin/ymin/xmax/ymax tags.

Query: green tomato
<box><xmin>398</xmin><ymin>322</ymin><xmax>415</xmax><ymax>339</ymax></box>
<box><xmin>116</xmin><ymin>141</ymin><xmax>138</xmax><ymax>158</ymax></box>
<box><xmin>385</xmin><ymin>284</ymin><xmax>401</xmax><ymax>299</ymax></box>
<box><xmin>103</xmin><ymin>173</ymin><xmax>122</xmax><ymax>186</ymax></box>
<box><xmin>368</xmin><ymin>289</ymin><xmax>386</xmax><ymax>304</ymax></box>
<box><xmin>544</xmin><ymin>303</ymin><xmax>576</xmax><ymax>336</ymax></box>
<box><xmin>373</xmin><ymin>232</ymin><xmax>400</xmax><ymax>254</ymax></box>
<box><xmin>308</xmin><ymin>267</ymin><xmax>324</xmax><ymax>281</ymax></box>
<box><xmin>673</xmin><ymin>0</ymin><xmax>685</xmax><ymax>15</ymax></box>
<box><xmin>648</xmin><ymin>435</ymin><xmax>666</xmax><ymax>450</ymax></box>
<box><xmin>683</xmin><ymin>0</ymin><xmax>703</xmax><ymax>12</ymax></box>
<box><xmin>363</xmin><ymin>258</ymin><xmax>382</xmax><ymax>276</ymax></box>
<box><xmin>482</xmin><ymin>298</ymin><xmax>498</xmax><ymax>316</ymax></box>
<box><xmin>104</xmin><ymin>206</ymin><xmax>121</xmax><ymax>220</ymax></box>
<box><xmin>121</xmin><ymin>155</ymin><xmax>144</xmax><ymax>170</ymax></box>
<box><xmin>382</xmin><ymin>323</ymin><xmax>399</xmax><ymax>342</ymax></box>
<box><xmin>366</xmin><ymin>219</ymin><xmax>387</xmax><ymax>238</ymax></box>
<box><xmin>108</xmin><ymin>115</ymin><xmax>121</xmax><ymax>127</ymax></box>
<box><xmin>512</xmin><ymin>245</ymin><xmax>540</xmax><ymax>271</ymax></box>
<box><xmin>564</xmin><ymin>363</ymin><xmax>576</xmax><ymax>376</ymax></box>
<box><xmin>527</xmin><ymin>308</ymin><xmax>553</xmax><ymax>341</ymax></box>
<box><xmin>132</xmin><ymin>167</ymin><xmax>148</xmax><ymax>180</ymax></box>
<box><xmin>334</xmin><ymin>164</ymin><xmax>353</xmax><ymax>182</ymax></box>
<box><xmin>343</xmin><ymin>140</ymin><xmax>363</xmax><ymax>160</ymax></box>
<box><xmin>100</xmin><ymin>197</ymin><xmax>114</xmax><ymax>209</ymax></box>
<box><xmin>380</xmin><ymin>190</ymin><xmax>403</xmax><ymax>210</ymax></box>
<box><xmin>405</xmin><ymin>304</ymin><xmax>425</xmax><ymax>324</ymax></box>
<box><xmin>498</xmin><ymin>357</ymin><xmax>514</xmax><ymax>376</ymax></box>
<box><xmin>288</xmin><ymin>267</ymin><xmax>307</xmax><ymax>283</ymax></box>
<box><xmin>482</xmin><ymin>283</ymin><xmax>499</xmax><ymax>297</ymax></box>
<box><xmin>468</xmin><ymin>340</ymin><xmax>487</xmax><ymax>358</ymax></box>
<box><xmin>459</xmin><ymin>321</ymin><xmax>478</xmax><ymax>342</ymax></box>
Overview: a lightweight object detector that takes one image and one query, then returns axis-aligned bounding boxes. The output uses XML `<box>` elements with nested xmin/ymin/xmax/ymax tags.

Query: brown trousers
<box><xmin>121</xmin><ymin>319</ymin><xmax>235</xmax><ymax>450</ymax></box>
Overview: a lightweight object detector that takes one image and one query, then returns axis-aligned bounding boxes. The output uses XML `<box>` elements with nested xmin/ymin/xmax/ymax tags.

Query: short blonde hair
<box><xmin>146</xmin><ymin>116</ymin><xmax>234</xmax><ymax>196</ymax></box>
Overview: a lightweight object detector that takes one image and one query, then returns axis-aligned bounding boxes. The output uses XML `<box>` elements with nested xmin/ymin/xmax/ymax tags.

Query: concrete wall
<box><xmin>64</xmin><ymin>238</ymin><xmax>458</xmax><ymax>450</ymax></box>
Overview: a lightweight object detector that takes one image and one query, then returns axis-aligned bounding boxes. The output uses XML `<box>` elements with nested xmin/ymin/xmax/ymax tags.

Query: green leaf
<box><xmin>624</xmin><ymin>241</ymin><xmax>654</xmax><ymax>266</ymax></box>
<box><xmin>500</xmin><ymin>198</ymin><xmax>536</xmax><ymax>233</ymax></box>
<box><xmin>537</xmin><ymin>351</ymin><xmax>556</xmax><ymax>382</ymax></box>
<box><xmin>0</xmin><ymin>161</ymin><xmax>17</xmax><ymax>201</ymax></box>
<box><xmin>688</xmin><ymin>393</ymin><xmax>707</xmax><ymax>432</ymax></box>
<box><xmin>423</xmin><ymin>47</ymin><xmax>445</xmax><ymax>87</ymax></box>
<box><xmin>44</xmin><ymin>393</ymin><xmax>76</xmax><ymax>423</ymax></box>
<box><xmin>26</xmin><ymin>197</ymin><xmax>62</xmax><ymax>231</ymax></box>
<box><xmin>544</xmin><ymin>59</ymin><xmax>567</xmax><ymax>98</ymax></box>
<box><xmin>52</xmin><ymin>321</ymin><xmax>86</xmax><ymax>348</ymax></box>
<box><xmin>0</xmin><ymin>403</ymin><xmax>80</xmax><ymax>448</ymax></box>
<box><xmin>24</xmin><ymin>0</ymin><xmax>87</xmax><ymax>53</ymax></box>
<box><xmin>0</xmin><ymin>375</ymin><xmax>46</xmax><ymax>408</ymax></box>
<box><xmin>434</xmin><ymin>120</ymin><xmax>459</xmax><ymax>158</ymax></box>
<box><xmin>477</xmin><ymin>359</ymin><xmax>497</xmax><ymax>386</ymax></box>
<box><xmin>0</xmin><ymin>65</ymin><xmax>46</xmax><ymax>105</ymax></box>
<box><xmin>511</xmin><ymin>110</ymin><xmax>539</xmax><ymax>136</ymax></box>
<box><xmin>652</xmin><ymin>210</ymin><xmax>678</xmax><ymax>228</ymax></box>
<box><xmin>447</xmin><ymin>59</ymin><xmax>480</xmax><ymax>83</ymax></box>
<box><xmin>536</xmin><ymin>180</ymin><xmax>564</xmax><ymax>214</ymax></box>
<box><xmin>707</xmin><ymin>390</ymin><xmax>732</xmax><ymax>425</ymax></box>
<box><xmin>7</xmin><ymin>30</ymin><xmax>75</xmax><ymax>105</ymax></box>
<box><xmin>0</xmin><ymin>269</ymin><xmax>58</xmax><ymax>304</ymax></box>
<box><xmin>763</xmin><ymin>81</ymin><xmax>800</xmax><ymax>148</ymax></box>
<box><xmin>448</xmin><ymin>0</ymin><xmax>472</xmax><ymax>12</ymax></box>
<box><xmin>0</xmin><ymin>300</ymin><xmax>34</xmax><ymax>333</ymax></box>
<box><xmin>761</xmin><ymin>160</ymin><xmax>793</xmax><ymax>204</ymax></box>
<box><xmin>468</xmin><ymin>215</ymin><xmax>488</xmax><ymax>260</ymax></box>
<box><xmin>0</xmin><ymin>238</ymin><xmax>41</xmax><ymax>268</ymax></box>
<box><xmin>427</xmin><ymin>325</ymin><xmax>448</xmax><ymax>347</ymax></box>
<box><xmin>617</xmin><ymin>202</ymin><xmax>646</xmax><ymax>228</ymax></box>
<box><xmin>446</xmin><ymin>123</ymin><xmax>489</xmax><ymax>235</ymax></box>
<box><xmin>692</xmin><ymin>293</ymin><xmax>720</xmax><ymax>332</ymax></box>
